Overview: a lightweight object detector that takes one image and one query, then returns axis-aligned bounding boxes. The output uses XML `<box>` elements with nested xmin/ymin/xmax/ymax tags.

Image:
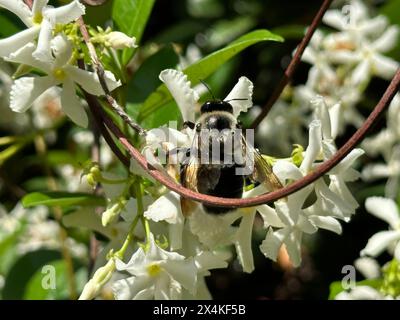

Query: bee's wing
<box><xmin>241</xmin><ymin>135</ymin><xmax>283</xmax><ymax>192</ymax></box>
<box><xmin>180</xmin><ymin>130</ymin><xmax>201</xmax><ymax>216</ymax></box>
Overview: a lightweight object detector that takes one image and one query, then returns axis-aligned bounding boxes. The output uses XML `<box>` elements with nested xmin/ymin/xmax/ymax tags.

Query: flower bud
<box><xmin>79</xmin><ymin>259</ymin><xmax>115</xmax><ymax>300</ymax></box>
<box><xmin>105</xmin><ymin>32</ymin><xmax>137</xmax><ymax>49</ymax></box>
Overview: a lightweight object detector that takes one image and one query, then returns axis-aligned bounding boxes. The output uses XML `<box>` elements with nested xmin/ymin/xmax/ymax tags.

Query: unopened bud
<box><xmin>105</xmin><ymin>32</ymin><xmax>137</xmax><ymax>49</ymax></box>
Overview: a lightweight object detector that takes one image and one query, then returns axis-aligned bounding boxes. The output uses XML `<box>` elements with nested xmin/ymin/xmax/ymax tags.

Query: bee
<box><xmin>179</xmin><ymin>92</ymin><xmax>283</xmax><ymax>215</ymax></box>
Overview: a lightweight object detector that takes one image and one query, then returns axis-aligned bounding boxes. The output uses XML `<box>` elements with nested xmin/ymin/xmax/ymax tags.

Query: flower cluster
<box><xmin>74</xmin><ymin>66</ymin><xmax>364</xmax><ymax>300</ymax></box>
<box><xmin>255</xmin><ymin>0</ymin><xmax>399</xmax><ymax>156</ymax></box>
<box><xmin>0</xmin><ymin>0</ymin><xmax>136</xmax><ymax>128</ymax></box>
<box><xmin>334</xmin><ymin>197</ymin><xmax>400</xmax><ymax>300</ymax></box>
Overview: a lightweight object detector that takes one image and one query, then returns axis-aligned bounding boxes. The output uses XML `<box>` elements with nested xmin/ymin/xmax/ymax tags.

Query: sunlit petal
<box><xmin>224</xmin><ymin>76</ymin><xmax>254</xmax><ymax>118</ymax></box>
<box><xmin>159</xmin><ymin>69</ymin><xmax>199</xmax><ymax>123</ymax></box>
<box><xmin>0</xmin><ymin>27</ymin><xmax>39</xmax><ymax>58</ymax></box>
<box><xmin>60</xmin><ymin>79</ymin><xmax>88</xmax><ymax>128</ymax></box>
<box><xmin>10</xmin><ymin>76</ymin><xmax>55</xmax><ymax>112</ymax></box>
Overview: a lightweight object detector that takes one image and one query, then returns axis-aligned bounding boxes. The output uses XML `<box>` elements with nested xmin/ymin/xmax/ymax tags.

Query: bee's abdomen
<box><xmin>197</xmin><ymin>165</ymin><xmax>244</xmax><ymax>214</ymax></box>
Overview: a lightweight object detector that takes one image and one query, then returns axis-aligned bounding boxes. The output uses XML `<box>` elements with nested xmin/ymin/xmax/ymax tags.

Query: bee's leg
<box><xmin>183</xmin><ymin>121</ymin><xmax>195</xmax><ymax>130</ymax></box>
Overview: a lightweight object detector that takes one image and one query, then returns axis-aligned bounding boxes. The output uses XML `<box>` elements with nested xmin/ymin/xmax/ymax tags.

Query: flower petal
<box><xmin>365</xmin><ymin>197</ymin><xmax>400</xmax><ymax>230</ymax></box>
<box><xmin>51</xmin><ymin>34</ymin><xmax>73</xmax><ymax>68</ymax></box>
<box><xmin>273</xmin><ymin>160</ymin><xmax>303</xmax><ymax>182</ymax></box>
<box><xmin>361</xmin><ymin>230</ymin><xmax>400</xmax><ymax>258</ymax></box>
<box><xmin>224</xmin><ymin>76</ymin><xmax>254</xmax><ymax>118</ymax></box>
<box><xmin>113</xmin><ymin>276</ymin><xmax>153</xmax><ymax>300</ymax></box>
<box><xmin>234</xmin><ymin>211</ymin><xmax>256</xmax><ymax>273</ymax></box>
<box><xmin>189</xmin><ymin>208</ymin><xmax>237</xmax><ymax>248</ymax></box>
<box><xmin>60</xmin><ymin>79</ymin><xmax>88</xmax><ymax>127</ymax></box>
<box><xmin>257</xmin><ymin>204</ymin><xmax>285</xmax><ymax>228</ymax></box>
<box><xmin>0</xmin><ymin>0</ymin><xmax>32</xmax><ymax>26</ymax></box>
<box><xmin>0</xmin><ymin>27</ymin><xmax>39</xmax><ymax>58</ymax></box>
<box><xmin>372</xmin><ymin>26</ymin><xmax>400</xmax><ymax>53</ymax></box>
<box><xmin>10</xmin><ymin>76</ymin><xmax>55</xmax><ymax>112</ymax></box>
<box><xmin>285</xmin><ymin>229</ymin><xmax>303</xmax><ymax>267</ymax></box>
<box><xmin>32</xmin><ymin>0</ymin><xmax>49</xmax><ymax>16</ymax></box>
<box><xmin>259</xmin><ymin>227</ymin><xmax>289</xmax><ymax>262</ymax></box>
<box><xmin>300</xmin><ymin>120</ymin><xmax>322</xmax><ymax>173</ymax></box>
<box><xmin>322</xmin><ymin>10</ymin><xmax>346</xmax><ymax>30</ymax></box>
<box><xmin>335</xmin><ymin>286</ymin><xmax>382</xmax><ymax>300</ymax></box>
<box><xmin>311</xmin><ymin>95</ymin><xmax>331</xmax><ymax>140</ymax></box>
<box><xmin>308</xmin><ymin>215</ymin><xmax>342</xmax><ymax>234</ymax></box>
<box><xmin>162</xmin><ymin>258</ymin><xmax>197</xmax><ymax>294</ymax></box>
<box><xmin>32</xmin><ymin>17</ymin><xmax>53</xmax><ymax>62</ymax></box>
<box><xmin>354</xmin><ymin>257</ymin><xmax>380</xmax><ymax>279</ymax></box>
<box><xmin>44</xmin><ymin>0</ymin><xmax>86</xmax><ymax>25</ymax></box>
<box><xmin>395</xmin><ymin>241</ymin><xmax>400</xmax><ymax>262</ymax></box>
<box><xmin>159</xmin><ymin>69</ymin><xmax>199</xmax><ymax>123</ymax></box>
<box><xmin>66</xmin><ymin>66</ymin><xmax>121</xmax><ymax>95</ymax></box>
<box><xmin>194</xmin><ymin>251</ymin><xmax>228</xmax><ymax>274</ymax></box>
<box><xmin>371</xmin><ymin>54</ymin><xmax>399</xmax><ymax>80</ymax></box>
<box><xmin>144</xmin><ymin>191</ymin><xmax>182</xmax><ymax>224</ymax></box>
<box><xmin>5</xmin><ymin>42</ymin><xmax>50</xmax><ymax>72</ymax></box>
<box><xmin>115</xmin><ymin>248</ymin><xmax>147</xmax><ymax>275</ymax></box>
<box><xmin>351</xmin><ymin>60</ymin><xmax>370</xmax><ymax>87</ymax></box>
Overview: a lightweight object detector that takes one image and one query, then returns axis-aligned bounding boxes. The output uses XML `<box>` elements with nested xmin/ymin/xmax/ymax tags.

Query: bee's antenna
<box><xmin>225</xmin><ymin>98</ymin><xmax>248</xmax><ymax>102</ymax></box>
<box><xmin>199</xmin><ymin>79</ymin><xmax>216</xmax><ymax>100</ymax></box>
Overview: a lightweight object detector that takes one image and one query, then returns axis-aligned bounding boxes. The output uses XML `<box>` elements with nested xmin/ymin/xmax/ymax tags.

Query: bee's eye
<box><xmin>196</xmin><ymin>123</ymin><xmax>202</xmax><ymax>132</ymax></box>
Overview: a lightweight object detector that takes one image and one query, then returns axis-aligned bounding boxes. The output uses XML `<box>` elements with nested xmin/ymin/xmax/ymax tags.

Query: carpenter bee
<box><xmin>179</xmin><ymin>90</ymin><xmax>283</xmax><ymax>215</ymax></box>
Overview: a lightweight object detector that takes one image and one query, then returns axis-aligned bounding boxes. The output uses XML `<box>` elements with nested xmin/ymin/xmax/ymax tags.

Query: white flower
<box><xmin>361</xmin><ymin>197</ymin><xmax>400</xmax><ymax>261</ymax></box>
<box><xmin>362</xmin><ymin>94</ymin><xmax>400</xmax><ymax>198</ymax></box>
<box><xmin>113</xmin><ymin>233</ymin><xmax>197</xmax><ymax>300</ymax></box>
<box><xmin>260</xmin><ymin>102</ymin><xmax>363</xmax><ymax>267</ymax></box>
<box><xmin>354</xmin><ymin>257</ymin><xmax>381</xmax><ymax>280</ymax></box>
<box><xmin>7</xmin><ymin>35</ymin><xmax>121</xmax><ymax>127</ymax></box>
<box><xmin>254</xmin><ymin>100</ymin><xmax>307</xmax><ymax>156</ymax></box>
<box><xmin>31</xmin><ymin>86</ymin><xmax>63</xmax><ymax>129</ymax></box>
<box><xmin>0</xmin><ymin>0</ymin><xmax>85</xmax><ymax>61</ymax></box>
<box><xmin>323</xmin><ymin>0</ymin><xmax>399</xmax><ymax>86</ymax></box>
<box><xmin>159</xmin><ymin>68</ymin><xmax>253</xmax><ymax>122</ymax></box>
<box><xmin>335</xmin><ymin>286</ymin><xmax>389</xmax><ymax>300</ymax></box>
<box><xmin>104</xmin><ymin>32</ymin><xmax>137</xmax><ymax>50</ymax></box>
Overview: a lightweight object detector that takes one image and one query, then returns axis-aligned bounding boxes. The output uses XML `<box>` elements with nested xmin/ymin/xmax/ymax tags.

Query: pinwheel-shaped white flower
<box><xmin>259</xmin><ymin>108</ymin><xmax>363</xmax><ymax>267</ymax></box>
<box><xmin>260</xmin><ymin>159</ymin><xmax>343</xmax><ymax>267</ymax></box>
<box><xmin>7</xmin><ymin>35</ymin><xmax>120</xmax><ymax>127</ymax></box>
<box><xmin>362</xmin><ymin>95</ymin><xmax>400</xmax><ymax>198</ymax></box>
<box><xmin>159</xmin><ymin>68</ymin><xmax>253</xmax><ymax>123</ymax></box>
<box><xmin>0</xmin><ymin>0</ymin><xmax>85</xmax><ymax>61</ymax></box>
<box><xmin>322</xmin><ymin>0</ymin><xmax>399</xmax><ymax>86</ymax></box>
<box><xmin>361</xmin><ymin>197</ymin><xmax>400</xmax><ymax>261</ymax></box>
<box><xmin>113</xmin><ymin>233</ymin><xmax>197</xmax><ymax>300</ymax></box>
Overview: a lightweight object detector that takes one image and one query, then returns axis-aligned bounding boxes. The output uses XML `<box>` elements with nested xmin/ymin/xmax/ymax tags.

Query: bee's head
<box><xmin>200</xmin><ymin>101</ymin><xmax>234</xmax><ymax>114</ymax></box>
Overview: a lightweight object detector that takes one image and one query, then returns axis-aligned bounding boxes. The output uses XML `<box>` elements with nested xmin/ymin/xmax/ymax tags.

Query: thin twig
<box><xmin>85</xmin><ymin>92</ymin><xmax>131</xmax><ymax>167</ymax></box>
<box><xmin>77</xmin><ymin>17</ymin><xmax>146</xmax><ymax>136</ymax></box>
<box><xmin>81</xmin><ymin>0</ymin><xmax>109</xmax><ymax>6</ymax></box>
<box><xmin>77</xmin><ymin>9</ymin><xmax>400</xmax><ymax>208</ymax></box>
<box><xmin>250</xmin><ymin>0</ymin><xmax>334</xmax><ymax>129</ymax></box>
<box><xmin>99</xmin><ymin>68</ymin><xmax>400</xmax><ymax>208</ymax></box>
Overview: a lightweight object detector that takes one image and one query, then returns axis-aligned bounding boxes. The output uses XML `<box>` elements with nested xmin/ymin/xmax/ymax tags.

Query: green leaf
<box><xmin>272</xmin><ymin>24</ymin><xmax>307</xmax><ymax>40</ymax></box>
<box><xmin>22</xmin><ymin>192</ymin><xmax>106</xmax><ymax>208</ymax></box>
<box><xmin>2</xmin><ymin>249</ymin><xmax>61</xmax><ymax>299</ymax></box>
<box><xmin>0</xmin><ymin>14</ymin><xmax>20</xmax><ymax>37</ymax></box>
<box><xmin>23</xmin><ymin>260</ymin><xmax>87</xmax><ymax>300</ymax></box>
<box><xmin>0</xmin><ymin>222</ymin><xmax>26</xmax><ymax>275</ymax></box>
<box><xmin>112</xmin><ymin>0</ymin><xmax>156</xmax><ymax>64</ymax></box>
<box><xmin>137</xmin><ymin>29</ymin><xmax>284</xmax><ymax>123</ymax></box>
<box><xmin>127</xmin><ymin>45</ymin><xmax>180</xmax><ymax>103</ymax></box>
<box><xmin>328</xmin><ymin>279</ymin><xmax>383</xmax><ymax>300</ymax></box>
<box><xmin>328</xmin><ymin>281</ymin><xmax>345</xmax><ymax>300</ymax></box>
